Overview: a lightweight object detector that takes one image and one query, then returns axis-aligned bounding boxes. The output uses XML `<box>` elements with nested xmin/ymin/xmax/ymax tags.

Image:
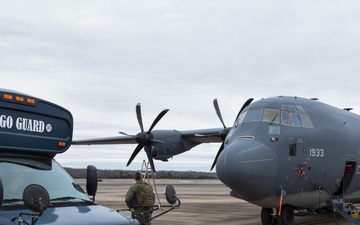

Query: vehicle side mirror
<box><xmin>86</xmin><ymin>165</ymin><xmax>98</xmax><ymax>202</ymax></box>
<box><xmin>23</xmin><ymin>184</ymin><xmax>50</xmax><ymax>213</ymax></box>
<box><xmin>12</xmin><ymin>184</ymin><xmax>50</xmax><ymax>225</ymax></box>
<box><xmin>165</xmin><ymin>185</ymin><xmax>177</xmax><ymax>205</ymax></box>
<box><xmin>0</xmin><ymin>178</ymin><xmax>3</xmax><ymax>208</ymax></box>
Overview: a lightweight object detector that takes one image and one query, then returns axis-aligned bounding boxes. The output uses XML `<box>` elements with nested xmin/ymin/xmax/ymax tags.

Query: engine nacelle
<box><xmin>150</xmin><ymin>130</ymin><xmax>187</xmax><ymax>161</ymax></box>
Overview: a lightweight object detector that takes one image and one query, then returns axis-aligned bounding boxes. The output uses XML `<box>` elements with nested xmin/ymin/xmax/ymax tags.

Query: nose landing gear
<box><xmin>261</xmin><ymin>208</ymin><xmax>276</xmax><ymax>225</ymax></box>
<box><xmin>261</xmin><ymin>205</ymin><xmax>294</xmax><ymax>225</ymax></box>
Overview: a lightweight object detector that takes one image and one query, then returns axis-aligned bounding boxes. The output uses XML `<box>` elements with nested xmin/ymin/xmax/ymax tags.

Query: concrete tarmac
<box><xmin>78</xmin><ymin>179</ymin><xmax>353</xmax><ymax>225</ymax></box>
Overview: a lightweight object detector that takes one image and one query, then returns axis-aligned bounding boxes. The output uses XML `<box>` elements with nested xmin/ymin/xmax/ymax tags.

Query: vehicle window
<box><xmin>236</xmin><ymin>111</ymin><xmax>247</xmax><ymax>126</ymax></box>
<box><xmin>295</xmin><ymin>105</ymin><xmax>306</xmax><ymax>113</ymax></box>
<box><xmin>262</xmin><ymin>109</ymin><xmax>280</xmax><ymax>124</ymax></box>
<box><xmin>236</xmin><ymin>105</ymin><xmax>314</xmax><ymax>129</ymax></box>
<box><xmin>289</xmin><ymin>105</ymin><xmax>297</xmax><ymax>112</ymax></box>
<box><xmin>291</xmin><ymin>113</ymin><xmax>302</xmax><ymax>127</ymax></box>
<box><xmin>280</xmin><ymin>104</ymin><xmax>314</xmax><ymax>129</ymax></box>
<box><xmin>281</xmin><ymin>104</ymin><xmax>288</xmax><ymax>112</ymax></box>
<box><xmin>281</xmin><ymin>111</ymin><xmax>290</xmax><ymax>126</ymax></box>
<box><xmin>0</xmin><ymin>159</ymin><xmax>88</xmax><ymax>203</ymax></box>
<box><xmin>244</xmin><ymin>108</ymin><xmax>263</xmax><ymax>122</ymax></box>
<box><xmin>269</xmin><ymin>125</ymin><xmax>280</xmax><ymax>134</ymax></box>
<box><xmin>299</xmin><ymin>114</ymin><xmax>314</xmax><ymax>128</ymax></box>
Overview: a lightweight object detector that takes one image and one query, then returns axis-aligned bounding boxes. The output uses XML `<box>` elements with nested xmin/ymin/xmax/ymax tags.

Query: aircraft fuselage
<box><xmin>216</xmin><ymin>96</ymin><xmax>360</xmax><ymax>211</ymax></box>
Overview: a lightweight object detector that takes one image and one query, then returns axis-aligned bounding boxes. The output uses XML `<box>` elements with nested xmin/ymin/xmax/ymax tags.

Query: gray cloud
<box><xmin>1</xmin><ymin>0</ymin><xmax>360</xmax><ymax>171</ymax></box>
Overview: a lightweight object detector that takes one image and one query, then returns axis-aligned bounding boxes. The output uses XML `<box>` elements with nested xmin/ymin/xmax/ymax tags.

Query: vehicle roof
<box><xmin>0</xmin><ymin>89</ymin><xmax>73</xmax><ymax>157</ymax></box>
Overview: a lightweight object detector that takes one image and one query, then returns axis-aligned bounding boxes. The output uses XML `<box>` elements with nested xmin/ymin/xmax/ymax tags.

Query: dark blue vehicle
<box><xmin>0</xmin><ymin>89</ymin><xmax>139</xmax><ymax>225</ymax></box>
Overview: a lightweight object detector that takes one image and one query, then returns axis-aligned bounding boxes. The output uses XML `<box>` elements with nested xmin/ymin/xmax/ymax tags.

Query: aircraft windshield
<box><xmin>236</xmin><ymin>104</ymin><xmax>314</xmax><ymax>128</ymax></box>
<box><xmin>0</xmin><ymin>158</ymin><xmax>89</xmax><ymax>204</ymax></box>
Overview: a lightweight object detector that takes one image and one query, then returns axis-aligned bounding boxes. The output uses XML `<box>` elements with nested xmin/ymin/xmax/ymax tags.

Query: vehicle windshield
<box><xmin>235</xmin><ymin>104</ymin><xmax>314</xmax><ymax>128</ymax></box>
<box><xmin>0</xmin><ymin>157</ymin><xmax>89</xmax><ymax>203</ymax></box>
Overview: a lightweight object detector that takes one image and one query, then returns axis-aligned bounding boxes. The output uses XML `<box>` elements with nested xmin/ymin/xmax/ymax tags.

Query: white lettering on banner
<box><xmin>16</xmin><ymin>117</ymin><xmax>45</xmax><ymax>133</ymax></box>
<box><xmin>0</xmin><ymin>114</ymin><xmax>50</xmax><ymax>133</ymax></box>
<box><xmin>0</xmin><ymin>115</ymin><xmax>13</xmax><ymax>128</ymax></box>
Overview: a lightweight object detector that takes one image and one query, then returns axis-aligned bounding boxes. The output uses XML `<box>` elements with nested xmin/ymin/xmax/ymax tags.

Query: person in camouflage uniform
<box><xmin>125</xmin><ymin>172</ymin><xmax>152</xmax><ymax>225</ymax></box>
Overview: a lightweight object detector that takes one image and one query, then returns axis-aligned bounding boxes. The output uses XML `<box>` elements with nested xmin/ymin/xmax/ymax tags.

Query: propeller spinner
<box><xmin>122</xmin><ymin>103</ymin><xmax>169</xmax><ymax>172</ymax></box>
<box><xmin>210</xmin><ymin>98</ymin><xmax>254</xmax><ymax>171</ymax></box>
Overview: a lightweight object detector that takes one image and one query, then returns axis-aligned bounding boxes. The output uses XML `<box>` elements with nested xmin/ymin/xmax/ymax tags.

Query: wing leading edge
<box><xmin>72</xmin><ymin>128</ymin><xmax>223</xmax><ymax>146</ymax></box>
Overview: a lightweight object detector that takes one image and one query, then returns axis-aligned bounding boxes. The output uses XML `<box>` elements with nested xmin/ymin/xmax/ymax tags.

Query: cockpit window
<box><xmin>236</xmin><ymin>104</ymin><xmax>314</xmax><ymax>128</ymax></box>
<box><xmin>237</xmin><ymin>111</ymin><xmax>247</xmax><ymax>124</ymax></box>
<box><xmin>243</xmin><ymin>108</ymin><xmax>263</xmax><ymax>122</ymax></box>
<box><xmin>286</xmin><ymin>104</ymin><xmax>314</xmax><ymax>128</ymax></box>
<box><xmin>295</xmin><ymin>105</ymin><xmax>306</xmax><ymax>113</ymax></box>
<box><xmin>281</xmin><ymin>111</ymin><xmax>290</xmax><ymax>126</ymax></box>
<box><xmin>262</xmin><ymin>109</ymin><xmax>280</xmax><ymax>124</ymax></box>
<box><xmin>291</xmin><ymin>113</ymin><xmax>302</xmax><ymax>127</ymax></box>
<box><xmin>299</xmin><ymin>113</ymin><xmax>314</xmax><ymax>128</ymax></box>
<box><xmin>288</xmin><ymin>105</ymin><xmax>297</xmax><ymax>112</ymax></box>
<box><xmin>286</xmin><ymin>104</ymin><xmax>306</xmax><ymax>113</ymax></box>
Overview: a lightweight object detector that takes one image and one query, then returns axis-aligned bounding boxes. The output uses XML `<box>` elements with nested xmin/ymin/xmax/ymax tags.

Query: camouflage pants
<box><xmin>134</xmin><ymin>207</ymin><xmax>152</xmax><ymax>225</ymax></box>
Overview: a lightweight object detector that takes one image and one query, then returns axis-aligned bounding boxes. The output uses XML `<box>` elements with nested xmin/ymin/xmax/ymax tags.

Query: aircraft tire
<box><xmin>261</xmin><ymin>207</ymin><xmax>277</xmax><ymax>225</ymax></box>
<box><xmin>277</xmin><ymin>205</ymin><xmax>294</xmax><ymax>225</ymax></box>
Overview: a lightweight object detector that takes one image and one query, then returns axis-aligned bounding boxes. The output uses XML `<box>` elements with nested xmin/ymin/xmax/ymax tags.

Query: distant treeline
<box><xmin>65</xmin><ymin>168</ymin><xmax>218</xmax><ymax>180</ymax></box>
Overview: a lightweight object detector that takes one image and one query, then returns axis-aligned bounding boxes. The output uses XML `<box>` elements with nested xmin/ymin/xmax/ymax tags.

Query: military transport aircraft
<box><xmin>73</xmin><ymin>96</ymin><xmax>360</xmax><ymax>225</ymax></box>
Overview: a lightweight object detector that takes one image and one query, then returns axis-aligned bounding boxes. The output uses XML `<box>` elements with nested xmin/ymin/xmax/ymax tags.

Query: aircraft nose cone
<box><xmin>216</xmin><ymin>139</ymin><xmax>278</xmax><ymax>203</ymax></box>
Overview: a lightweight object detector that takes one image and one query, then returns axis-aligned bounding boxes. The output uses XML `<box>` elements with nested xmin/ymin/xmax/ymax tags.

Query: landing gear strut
<box><xmin>261</xmin><ymin>205</ymin><xmax>294</xmax><ymax>225</ymax></box>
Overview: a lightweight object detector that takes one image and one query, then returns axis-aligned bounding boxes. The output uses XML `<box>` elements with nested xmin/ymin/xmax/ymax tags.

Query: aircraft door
<box><xmin>284</xmin><ymin>137</ymin><xmax>311</xmax><ymax>189</ymax></box>
<box><xmin>334</xmin><ymin>161</ymin><xmax>356</xmax><ymax>197</ymax></box>
<box><xmin>287</xmin><ymin>136</ymin><xmax>309</xmax><ymax>158</ymax></box>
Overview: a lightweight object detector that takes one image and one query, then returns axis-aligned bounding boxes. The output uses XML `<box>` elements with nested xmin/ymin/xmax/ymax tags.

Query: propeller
<box><xmin>210</xmin><ymin>98</ymin><xmax>254</xmax><ymax>171</ymax></box>
<box><xmin>123</xmin><ymin>103</ymin><xmax>169</xmax><ymax>172</ymax></box>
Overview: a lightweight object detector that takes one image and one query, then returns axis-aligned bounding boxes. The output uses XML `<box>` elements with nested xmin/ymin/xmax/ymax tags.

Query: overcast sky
<box><xmin>1</xmin><ymin>0</ymin><xmax>360</xmax><ymax>171</ymax></box>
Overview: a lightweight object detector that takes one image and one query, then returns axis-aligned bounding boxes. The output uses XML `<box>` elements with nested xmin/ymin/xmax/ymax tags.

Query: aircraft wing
<box><xmin>72</xmin><ymin>136</ymin><xmax>137</xmax><ymax>145</ymax></box>
<box><xmin>71</xmin><ymin>127</ymin><xmax>226</xmax><ymax>172</ymax></box>
<box><xmin>179</xmin><ymin>128</ymin><xmax>223</xmax><ymax>144</ymax></box>
<box><xmin>72</xmin><ymin>128</ymin><xmax>223</xmax><ymax>146</ymax></box>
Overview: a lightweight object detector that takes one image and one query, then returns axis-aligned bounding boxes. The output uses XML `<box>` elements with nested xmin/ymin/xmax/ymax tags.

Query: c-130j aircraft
<box><xmin>73</xmin><ymin>96</ymin><xmax>360</xmax><ymax>225</ymax></box>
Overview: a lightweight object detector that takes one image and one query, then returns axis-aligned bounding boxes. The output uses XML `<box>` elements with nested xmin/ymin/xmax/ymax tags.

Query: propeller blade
<box><xmin>235</xmin><ymin>98</ymin><xmax>254</xmax><ymax>122</ymax></box>
<box><xmin>126</xmin><ymin>144</ymin><xmax>144</xmax><ymax>167</ymax></box>
<box><xmin>119</xmin><ymin>131</ymin><xmax>135</xmax><ymax>137</ymax></box>
<box><xmin>210</xmin><ymin>98</ymin><xmax>254</xmax><ymax>171</ymax></box>
<box><xmin>136</xmin><ymin>103</ymin><xmax>144</xmax><ymax>132</ymax></box>
<box><xmin>148</xmin><ymin>109</ymin><xmax>169</xmax><ymax>132</ymax></box>
<box><xmin>211</xmin><ymin>142</ymin><xmax>224</xmax><ymax>171</ymax></box>
<box><xmin>144</xmin><ymin>145</ymin><xmax>156</xmax><ymax>172</ymax></box>
<box><xmin>213</xmin><ymin>99</ymin><xmax>226</xmax><ymax>128</ymax></box>
<box><xmin>127</xmin><ymin>104</ymin><xmax>170</xmax><ymax>171</ymax></box>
